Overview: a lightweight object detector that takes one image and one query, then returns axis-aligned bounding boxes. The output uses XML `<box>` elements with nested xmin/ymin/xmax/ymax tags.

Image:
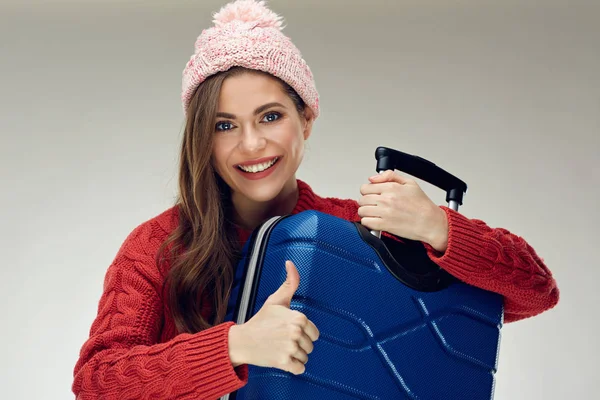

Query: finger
<box><xmin>292</xmin><ymin>347</ymin><xmax>309</xmax><ymax>364</ymax></box>
<box><xmin>290</xmin><ymin>310</ymin><xmax>309</xmax><ymax>328</ymax></box>
<box><xmin>360</xmin><ymin>182</ymin><xmax>397</xmax><ymax>195</ymax></box>
<box><xmin>265</xmin><ymin>260</ymin><xmax>300</xmax><ymax>307</ymax></box>
<box><xmin>361</xmin><ymin>216</ymin><xmax>384</xmax><ymax>231</ymax></box>
<box><xmin>360</xmin><ymin>183</ymin><xmax>383</xmax><ymax>195</ymax></box>
<box><xmin>369</xmin><ymin>170</ymin><xmax>414</xmax><ymax>185</ymax></box>
<box><xmin>368</xmin><ymin>169</ymin><xmax>395</xmax><ymax>182</ymax></box>
<box><xmin>357</xmin><ymin>194</ymin><xmax>379</xmax><ymax>206</ymax></box>
<box><xmin>281</xmin><ymin>357</ymin><xmax>306</xmax><ymax>375</ymax></box>
<box><xmin>304</xmin><ymin>319</ymin><xmax>320</xmax><ymax>342</ymax></box>
<box><xmin>357</xmin><ymin>205</ymin><xmax>381</xmax><ymax>218</ymax></box>
<box><xmin>297</xmin><ymin>331</ymin><xmax>315</xmax><ymax>355</ymax></box>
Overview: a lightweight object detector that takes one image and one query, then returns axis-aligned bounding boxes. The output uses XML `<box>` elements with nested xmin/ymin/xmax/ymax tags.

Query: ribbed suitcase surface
<box><xmin>225</xmin><ymin>210</ymin><xmax>503</xmax><ymax>400</ymax></box>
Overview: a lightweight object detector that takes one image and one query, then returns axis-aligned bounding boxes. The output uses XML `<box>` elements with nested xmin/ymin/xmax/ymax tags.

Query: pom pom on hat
<box><xmin>213</xmin><ymin>0</ymin><xmax>284</xmax><ymax>30</ymax></box>
<box><xmin>182</xmin><ymin>0</ymin><xmax>319</xmax><ymax>119</ymax></box>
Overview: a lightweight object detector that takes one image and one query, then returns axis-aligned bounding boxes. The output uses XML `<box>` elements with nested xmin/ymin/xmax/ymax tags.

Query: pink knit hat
<box><xmin>181</xmin><ymin>0</ymin><xmax>320</xmax><ymax>119</ymax></box>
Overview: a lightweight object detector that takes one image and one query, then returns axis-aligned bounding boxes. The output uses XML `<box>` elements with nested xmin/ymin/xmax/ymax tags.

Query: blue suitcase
<box><xmin>223</xmin><ymin>147</ymin><xmax>504</xmax><ymax>400</ymax></box>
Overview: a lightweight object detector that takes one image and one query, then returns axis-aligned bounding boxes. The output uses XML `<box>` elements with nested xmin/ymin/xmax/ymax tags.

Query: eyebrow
<box><xmin>216</xmin><ymin>102</ymin><xmax>285</xmax><ymax>119</ymax></box>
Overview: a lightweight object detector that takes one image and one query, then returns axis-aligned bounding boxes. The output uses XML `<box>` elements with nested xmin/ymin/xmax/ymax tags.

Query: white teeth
<box><xmin>238</xmin><ymin>157</ymin><xmax>278</xmax><ymax>173</ymax></box>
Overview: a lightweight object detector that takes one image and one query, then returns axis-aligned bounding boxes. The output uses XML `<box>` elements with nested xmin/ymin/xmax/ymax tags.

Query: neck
<box><xmin>231</xmin><ymin>178</ymin><xmax>299</xmax><ymax>231</ymax></box>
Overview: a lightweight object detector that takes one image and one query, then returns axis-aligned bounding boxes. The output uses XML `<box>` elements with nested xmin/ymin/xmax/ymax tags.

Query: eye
<box><xmin>262</xmin><ymin>112</ymin><xmax>281</xmax><ymax>123</ymax></box>
<box><xmin>215</xmin><ymin>121</ymin><xmax>235</xmax><ymax>132</ymax></box>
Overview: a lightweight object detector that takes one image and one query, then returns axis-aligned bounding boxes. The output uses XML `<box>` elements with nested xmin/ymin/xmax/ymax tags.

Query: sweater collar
<box><xmin>291</xmin><ymin>179</ymin><xmax>318</xmax><ymax>215</ymax></box>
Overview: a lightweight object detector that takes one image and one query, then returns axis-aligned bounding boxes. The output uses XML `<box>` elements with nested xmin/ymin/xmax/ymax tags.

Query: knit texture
<box><xmin>181</xmin><ymin>0</ymin><xmax>319</xmax><ymax>118</ymax></box>
<box><xmin>72</xmin><ymin>179</ymin><xmax>559</xmax><ymax>399</ymax></box>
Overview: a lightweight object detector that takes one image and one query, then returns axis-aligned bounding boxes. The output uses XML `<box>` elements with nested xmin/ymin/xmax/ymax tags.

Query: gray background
<box><xmin>1</xmin><ymin>0</ymin><xmax>598</xmax><ymax>398</ymax></box>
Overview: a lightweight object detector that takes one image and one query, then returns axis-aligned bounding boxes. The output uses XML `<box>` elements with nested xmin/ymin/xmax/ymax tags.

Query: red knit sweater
<box><xmin>72</xmin><ymin>180</ymin><xmax>559</xmax><ymax>399</ymax></box>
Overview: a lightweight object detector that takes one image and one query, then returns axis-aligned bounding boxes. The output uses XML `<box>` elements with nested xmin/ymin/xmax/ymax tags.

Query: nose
<box><xmin>239</xmin><ymin>125</ymin><xmax>267</xmax><ymax>154</ymax></box>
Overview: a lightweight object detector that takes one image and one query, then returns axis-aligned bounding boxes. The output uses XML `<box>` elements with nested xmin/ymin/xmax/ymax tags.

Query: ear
<box><xmin>302</xmin><ymin>107</ymin><xmax>315</xmax><ymax>141</ymax></box>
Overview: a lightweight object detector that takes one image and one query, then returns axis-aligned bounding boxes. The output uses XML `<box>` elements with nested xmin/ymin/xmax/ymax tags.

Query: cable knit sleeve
<box><xmin>422</xmin><ymin>206</ymin><xmax>559</xmax><ymax>323</ymax></box>
<box><xmin>72</xmin><ymin>223</ymin><xmax>248</xmax><ymax>400</ymax></box>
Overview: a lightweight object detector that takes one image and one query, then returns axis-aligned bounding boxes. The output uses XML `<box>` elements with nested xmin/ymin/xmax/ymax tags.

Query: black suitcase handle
<box><xmin>369</xmin><ymin>146</ymin><xmax>466</xmax><ymax>291</ymax></box>
<box><xmin>375</xmin><ymin>146</ymin><xmax>467</xmax><ymax>208</ymax></box>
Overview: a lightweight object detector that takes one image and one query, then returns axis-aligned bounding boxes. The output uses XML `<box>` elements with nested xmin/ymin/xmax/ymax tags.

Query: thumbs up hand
<box><xmin>228</xmin><ymin>261</ymin><xmax>320</xmax><ymax>375</ymax></box>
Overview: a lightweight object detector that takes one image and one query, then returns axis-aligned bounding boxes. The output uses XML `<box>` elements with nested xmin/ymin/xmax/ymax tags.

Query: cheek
<box><xmin>291</xmin><ymin>138</ymin><xmax>305</xmax><ymax>159</ymax></box>
<box><xmin>212</xmin><ymin>137</ymin><xmax>230</xmax><ymax>175</ymax></box>
<box><xmin>279</xmin><ymin>124</ymin><xmax>305</xmax><ymax>157</ymax></box>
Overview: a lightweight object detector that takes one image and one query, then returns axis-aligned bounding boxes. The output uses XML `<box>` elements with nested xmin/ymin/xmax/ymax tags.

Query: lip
<box><xmin>236</xmin><ymin>156</ymin><xmax>280</xmax><ymax>167</ymax></box>
<box><xmin>234</xmin><ymin>156</ymin><xmax>282</xmax><ymax>180</ymax></box>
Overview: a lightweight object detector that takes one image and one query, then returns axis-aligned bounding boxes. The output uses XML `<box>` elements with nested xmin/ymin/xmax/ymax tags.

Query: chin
<box><xmin>236</xmin><ymin>180</ymin><xmax>286</xmax><ymax>203</ymax></box>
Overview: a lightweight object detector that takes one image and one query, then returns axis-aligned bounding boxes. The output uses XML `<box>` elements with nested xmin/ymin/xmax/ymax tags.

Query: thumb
<box><xmin>369</xmin><ymin>170</ymin><xmax>412</xmax><ymax>185</ymax></box>
<box><xmin>265</xmin><ymin>260</ymin><xmax>300</xmax><ymax>307</ymax></box>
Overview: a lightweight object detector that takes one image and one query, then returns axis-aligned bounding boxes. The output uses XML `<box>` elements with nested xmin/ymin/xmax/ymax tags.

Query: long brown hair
<box><xmin>156</xmin><ymin>67</ymin><xmax>307</xmax><ymax>334</ymax></box>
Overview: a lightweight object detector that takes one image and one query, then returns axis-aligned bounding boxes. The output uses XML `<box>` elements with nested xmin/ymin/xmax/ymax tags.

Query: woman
<box><xmin>72</xmin><ymin>1</ymin><xmax>559</xmax><ymax>399</ymax></box>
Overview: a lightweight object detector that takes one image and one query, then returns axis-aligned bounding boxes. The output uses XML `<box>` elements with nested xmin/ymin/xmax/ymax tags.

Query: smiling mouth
<box><xmin>236</xmin><ymin>157</ymin><xmax>280</xmax><ymax>173</ymax></box>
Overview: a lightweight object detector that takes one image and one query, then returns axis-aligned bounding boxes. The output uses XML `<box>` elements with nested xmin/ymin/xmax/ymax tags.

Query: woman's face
<box><xmin>212</xmin><ymin>72</ymin><xmax>313</xmax><ymax>205</ymax></box>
